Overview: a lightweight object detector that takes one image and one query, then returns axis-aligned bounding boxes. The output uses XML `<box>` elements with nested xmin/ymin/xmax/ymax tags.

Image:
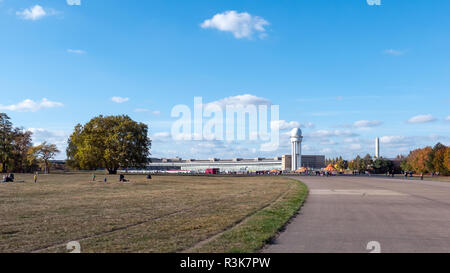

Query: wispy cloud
<box><xmin>306</xmin><ymin>130</ymin><xmax>358</xmax><ymax>139</ymax></box>
<box><xmin>206</xmin><ymin>94</ymin><xmax>271</xmax><ymax>109</ymax></box>
<box><xmin>271</xmin><ymin>120</ymin><xmax>314</xmax><ymax>130</ymax></box>
<box><xmin>445</xmin><ymin>116</ymin><xmax>450</xmax><ymax>121</ymax></box>
<box><xmin>66</xmin><ymin>0</ymin><xmax>81</xmax><ymax>6</ymax></box>
<box><xmin>380</xmin><ymin>136</ymin><xmax>406</xmax><ymax>144</ymax></box>
<box><xmin>134</xmin><ymin>109</ymin><xmax>161</xmax><ymax>115</ymax></box>
<box><xmin>383</xmin><ymin>49</ymin><xmax>405</xmax><ymax>56</ymax></box>
<box><xmin>152</xmin><ymin>132</ymin><xmax>171</xmax><ymax>141</ymax></box>
<box><xmin>353</xmin><ymin>120</ymin><xmax>383</xmax><ymax>128</ymax></box>
<box><xmin>67</xmin><ymin>49</ymin><xmax>86</xmax><ymax>54</ymax></box>
<box><xmin>16</xmin><ymin>5</ymin><xmax>57</xmax><ymax>21</ymax></box>
<box><xmin>407</xmin><ymin>114</ymin><xmax>436</xmax><ymax>124</ymax></box>
<box><xmin>201</xmin><ymin>11</ymin><xmax>269</xmax><ymax>39</ymax></box>
<box><xmin>111</xmin><ymin>96</ymin><xmax>129</xmax><ymax>103</ymax></box>
<box><xmin>0</xmin><ymin>98</ymin><xmax>63</xmax><ymax>112</ymax></box>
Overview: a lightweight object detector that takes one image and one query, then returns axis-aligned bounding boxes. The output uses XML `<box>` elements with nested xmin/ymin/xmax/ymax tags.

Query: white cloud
<box><xmin>0</xmin><ymin>98</ymin><xmax>63</xmax><ymax>112</ymax></box>
<box><xmin>16</xmin><ymin>5</ymin><xmax>56</xmax><ymax>21</ymax></box>
<box><xmin>301</xmin><ymin>122</ymin><xmax>316</xmax><ymax>129</ymax></box>
<box><xmin>134</xmin><ymin>109</ymin><xmax>160</xmax><ymax>115</ymax></box>
<box><xmin>407</xmin><ymin>114</ymin><xmax>437</xmax><ymax>124</ymax></box>
<box><xmin>445</xmin><ymin>116</ymin><xmax>450</xmax><ymax>121</ymax></box>
<box><xmin>67</xmin><ymin>49</ymin><xmax>86</xmax><ymax>54</ymax></box>
<box><xmin>383</xmin><ymin>49</ymin><xmax>405</xmax><ymax>56</ymax></box>
<box><xmin>28</xmin><ymin>128</ymin><xmax>68</xmax><ymax>158</ymax></box>
<box><xmin>111</xmin><ymin>96</ymin><xmax>129</xmax><ymax>103</ymax></box>
<box><xmin>271</xmin><ymin>120</ymin><xmax>299</xmax><ymax>130</ymax></box>
<box><xmin>320</xmin><ymin>139</ymin><xmax>337</xmax><ymax>145</ymax></box>
<box><xmin>207</xmin><ymin>94</ymin><xmax>271</xmax><ymax>109</ymax></box>
<box><xmin>259</xmin><ymin>142</ymin><xmax>279</xmax><ymax>152</ymax></box>
<box><xmin>343</xmin><ymin>137</ymin><xmax>356</xmax><ymax>143</ymax></box>
<box><xmin>353</xmin><ymin>120</ymin><xmax>382</xmax><ymax>128</ymax></box>
<box><xmin>152</xmin><ymin>132</ymin><xmax>171</xmax><ymax>140</ymax></box>
<box><xmin>67</xmin><ymin>0</ymin><xmax>81</xmax><ymax>6</ymax></box>
<box><xmin>349</xmin><ymin>144</ymin><xmax>362</xmax><ymax>150</ymax></box>
<box><xmin>201</xmin><ymin>10</ymin><xmax>269</xmax><ymax>39</ymax></box>
<box><xmin>271</xmin><ymin>120</ymin><xmax>315</xmax><ymax>131</ymax></box>
<box><xmin>380</xmin><ymin>136</ymin><xmax>406</xmax><ymax>144</ymax></box>
<box><xmin>307</xmin><ymin>130</ymin><xmax>358</xmax><ymax>138</ymax></box>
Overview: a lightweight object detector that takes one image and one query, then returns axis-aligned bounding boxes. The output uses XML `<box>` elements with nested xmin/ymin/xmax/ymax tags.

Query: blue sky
<box><xmin>0</xmin><ymin>0</ymin><xmax>449</xmax><ymax>160</ymax></box>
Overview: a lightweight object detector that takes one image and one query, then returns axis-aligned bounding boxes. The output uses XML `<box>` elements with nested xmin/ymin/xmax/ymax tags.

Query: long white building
<box><xmin>146</xmin><ymin>155</ymin><xmax>325</xmax><ymax>173</ymax></box>
<box><xmin>145</xmin><ymin>128</ymin><xmax>324</xmax><ymax>173</ymax></box>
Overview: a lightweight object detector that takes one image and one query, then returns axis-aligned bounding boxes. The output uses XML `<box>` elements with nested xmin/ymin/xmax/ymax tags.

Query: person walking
<box><xmin>92</xmin><ymin>174</ymin><xmax>96</xmax><ymax>182</ymax></box>
<box><xmin>34</xmin><ymin>173</ymin><xmax>38</xmax><ymax>183</ymax></box>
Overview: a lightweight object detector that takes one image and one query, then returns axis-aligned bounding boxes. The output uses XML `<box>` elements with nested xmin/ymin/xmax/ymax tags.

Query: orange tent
<box><xmin>295</xmin><ymin>167</ymin><xmax>307</xmax><ymax>173</ymax></box>
<box><xmin>270</xmin><ymin>169</ymin><xmax>280</xmax><ymax>173</ymax></box>
<box><xmin>324</xmin><ymin>164</ymin><xmax>337</xmax><ymax>172</ymax></box>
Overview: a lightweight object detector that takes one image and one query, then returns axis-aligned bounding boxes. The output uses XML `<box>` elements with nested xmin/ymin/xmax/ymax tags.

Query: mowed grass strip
<box><xmin>190</xmin><ymin>179</ymin><xmax>308</xmax><ymax>253</ymax></box>
<box><xmin>0</xmin><ymin>174</ymin><xmax>301</xmax><ymax>253</ymax></box>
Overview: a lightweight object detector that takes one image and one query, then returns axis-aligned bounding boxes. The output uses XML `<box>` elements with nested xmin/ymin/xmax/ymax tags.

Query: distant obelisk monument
<box><xmin>375</xmin><ymin>137</ymin><xmax>380</xmax><ymax>158</ymax></box>
<box><xmin>290</xmin><ymin>128</ymin><xmax>303</xmax><ymax>171</ymax></box>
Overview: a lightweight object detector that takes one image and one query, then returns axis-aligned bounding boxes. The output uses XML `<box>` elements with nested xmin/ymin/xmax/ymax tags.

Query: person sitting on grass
<box><xmin>3</xmin><ymin>174</ymin><xmax>14</xmax><ymax>182</ymax></box>
<box><xmin>119</xmin><ymin>174</ymin><xmax>128</xmax><ymax>182</ymax></box>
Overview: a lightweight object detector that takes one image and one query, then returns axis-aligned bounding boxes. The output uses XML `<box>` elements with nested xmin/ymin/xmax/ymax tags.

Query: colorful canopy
<box><xmin>324</xmin><ymin>164</ymin><xmax>337</xmax><ymax>172</ymax></box>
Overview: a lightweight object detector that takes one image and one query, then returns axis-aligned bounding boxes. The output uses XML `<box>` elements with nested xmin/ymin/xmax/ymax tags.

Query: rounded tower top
<box><xmin>290</xmin><ymin>128</ymin><xmax>302</xmax><ymax>138</ymax></box>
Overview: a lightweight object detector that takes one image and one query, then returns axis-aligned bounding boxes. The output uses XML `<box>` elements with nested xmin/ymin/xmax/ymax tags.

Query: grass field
<box><xmin>0</xmin><ymin>173</ymin><xmax>307</xmax><ymax>253</ymax></box>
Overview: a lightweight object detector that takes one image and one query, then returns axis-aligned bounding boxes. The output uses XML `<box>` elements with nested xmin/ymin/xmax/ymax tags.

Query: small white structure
<box><xmin>375</xmin><ymin>137</ymin><xmax>380</xmax><ymax>158</ymax></box>
<box><xmin>290</xmin><ymin>128</ymin><xmax>303</xmax><ymax>171</ymax></box>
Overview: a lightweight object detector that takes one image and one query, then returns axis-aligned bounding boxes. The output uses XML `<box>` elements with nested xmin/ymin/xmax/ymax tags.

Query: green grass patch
<box><xmin>192</xmin><ymin>179</ymin><xmax>308</xmax><ymax>253</ymax></box>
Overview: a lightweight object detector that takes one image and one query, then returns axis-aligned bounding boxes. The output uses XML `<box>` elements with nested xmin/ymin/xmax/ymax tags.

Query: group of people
<box><xmin>2</xmin><ymin>173</ymin><xmax>38</xmax><ymax>183</ymax></box>
<box><xmin>2</xmin><ymin>173</ymin><xmax>15</xmax><ymax>182</ymax></box>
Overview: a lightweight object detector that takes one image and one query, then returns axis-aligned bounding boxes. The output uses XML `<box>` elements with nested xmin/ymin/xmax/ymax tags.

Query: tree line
<box><xmin>0</xmin><ymin>113</ymin><xmax>59</xmax><ymax>173</ymax></box>
<box><xmin>1</xmin><ymin>113</ymin><xmax>151</xmax><ymax>175</ymax></box>
<box><xmin>326</xmin><ymin>155</ymin><xmax>398</xmax><ymax>174</ymax></box>
<box><xmin>326</xmin><ymin>142</ymin><xmax>449</xmax><ymax>175</ymax></box>
<box><xmin>400</xmin><ymin>143</ymin><xmax>449</xmax><ymax>175</ymax></box>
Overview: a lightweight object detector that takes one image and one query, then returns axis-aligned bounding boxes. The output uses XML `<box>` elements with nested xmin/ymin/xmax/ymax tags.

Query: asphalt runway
<box><xmin>263</xmin><ymin>176</ymin><xmax>450</xmax><ymax>253</ymax></box>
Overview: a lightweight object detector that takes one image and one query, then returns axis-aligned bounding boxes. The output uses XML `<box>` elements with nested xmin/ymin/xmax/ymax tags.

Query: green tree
<box><xmin>10</xmin><ymin>128</ymin><xmax>34</xmax><ymax>173</ymax></box>
<box><xmin>67</xmin><ymin>115</ymin><xmax>151</xmax><ymax>174</ymax></box>
<box><xmin>373</xmin><ymin>158</ymin><xmax>393</xmax><ymax>174</ymax></box>
<box><xmin>0</xmin><ymin>113</ymin><xmax>14</xmax><ymax>173</ymax></box>
<box><xmin>427</xmin><ymin>143</ymin><xmax>448</xmax><ymax>175</ymax></box>
<box><xmin>29</xmin><ymin>142</ymin><xmax>60</xmax><ymax>174</ymax></box>
<box><xmin>336</xmin><ymin>158</ymin><xmax>347</xmax><ymax>171</ymax></box>
<box><xmin>362</xmin><ymin>154</ymin><xmax>373</xmax><ymax>172</ymax></box>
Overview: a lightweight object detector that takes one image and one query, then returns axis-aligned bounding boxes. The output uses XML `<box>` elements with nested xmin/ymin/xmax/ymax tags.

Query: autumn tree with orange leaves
<box><xmin>402</xmin><ymin>143</ymin><xmax>449</xmax><ymax>175</ymax></box>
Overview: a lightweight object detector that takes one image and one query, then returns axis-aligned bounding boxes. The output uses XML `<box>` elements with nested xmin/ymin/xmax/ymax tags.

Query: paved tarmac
<box><xmin>263</xmin><ymin>176</ymin><xmax>450</xmax><ymax>253</ymax></box>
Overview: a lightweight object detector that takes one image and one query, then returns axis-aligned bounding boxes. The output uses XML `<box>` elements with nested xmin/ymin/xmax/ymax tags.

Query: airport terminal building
<box><xmin>147</xmin><ymin>155</ymin><xmax>325</xmax><ymax>173</ymax></box>
<box><xmin>146</xmin><ymin>128</ymin><xmax>324</xmax><ymax>173</ymax></box>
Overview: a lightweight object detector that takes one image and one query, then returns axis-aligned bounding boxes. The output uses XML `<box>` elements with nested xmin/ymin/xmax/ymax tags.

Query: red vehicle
<box><xmin>206</xmin><ymin>168</ymin><xmax>219</xmax><ymax>175</ymax></box>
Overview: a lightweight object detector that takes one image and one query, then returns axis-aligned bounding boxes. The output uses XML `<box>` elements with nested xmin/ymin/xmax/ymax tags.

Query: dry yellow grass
<box><xmin>0</xmin><ymin>173</ymin><xmax>301</xmax><ymax>253</ymax></box>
